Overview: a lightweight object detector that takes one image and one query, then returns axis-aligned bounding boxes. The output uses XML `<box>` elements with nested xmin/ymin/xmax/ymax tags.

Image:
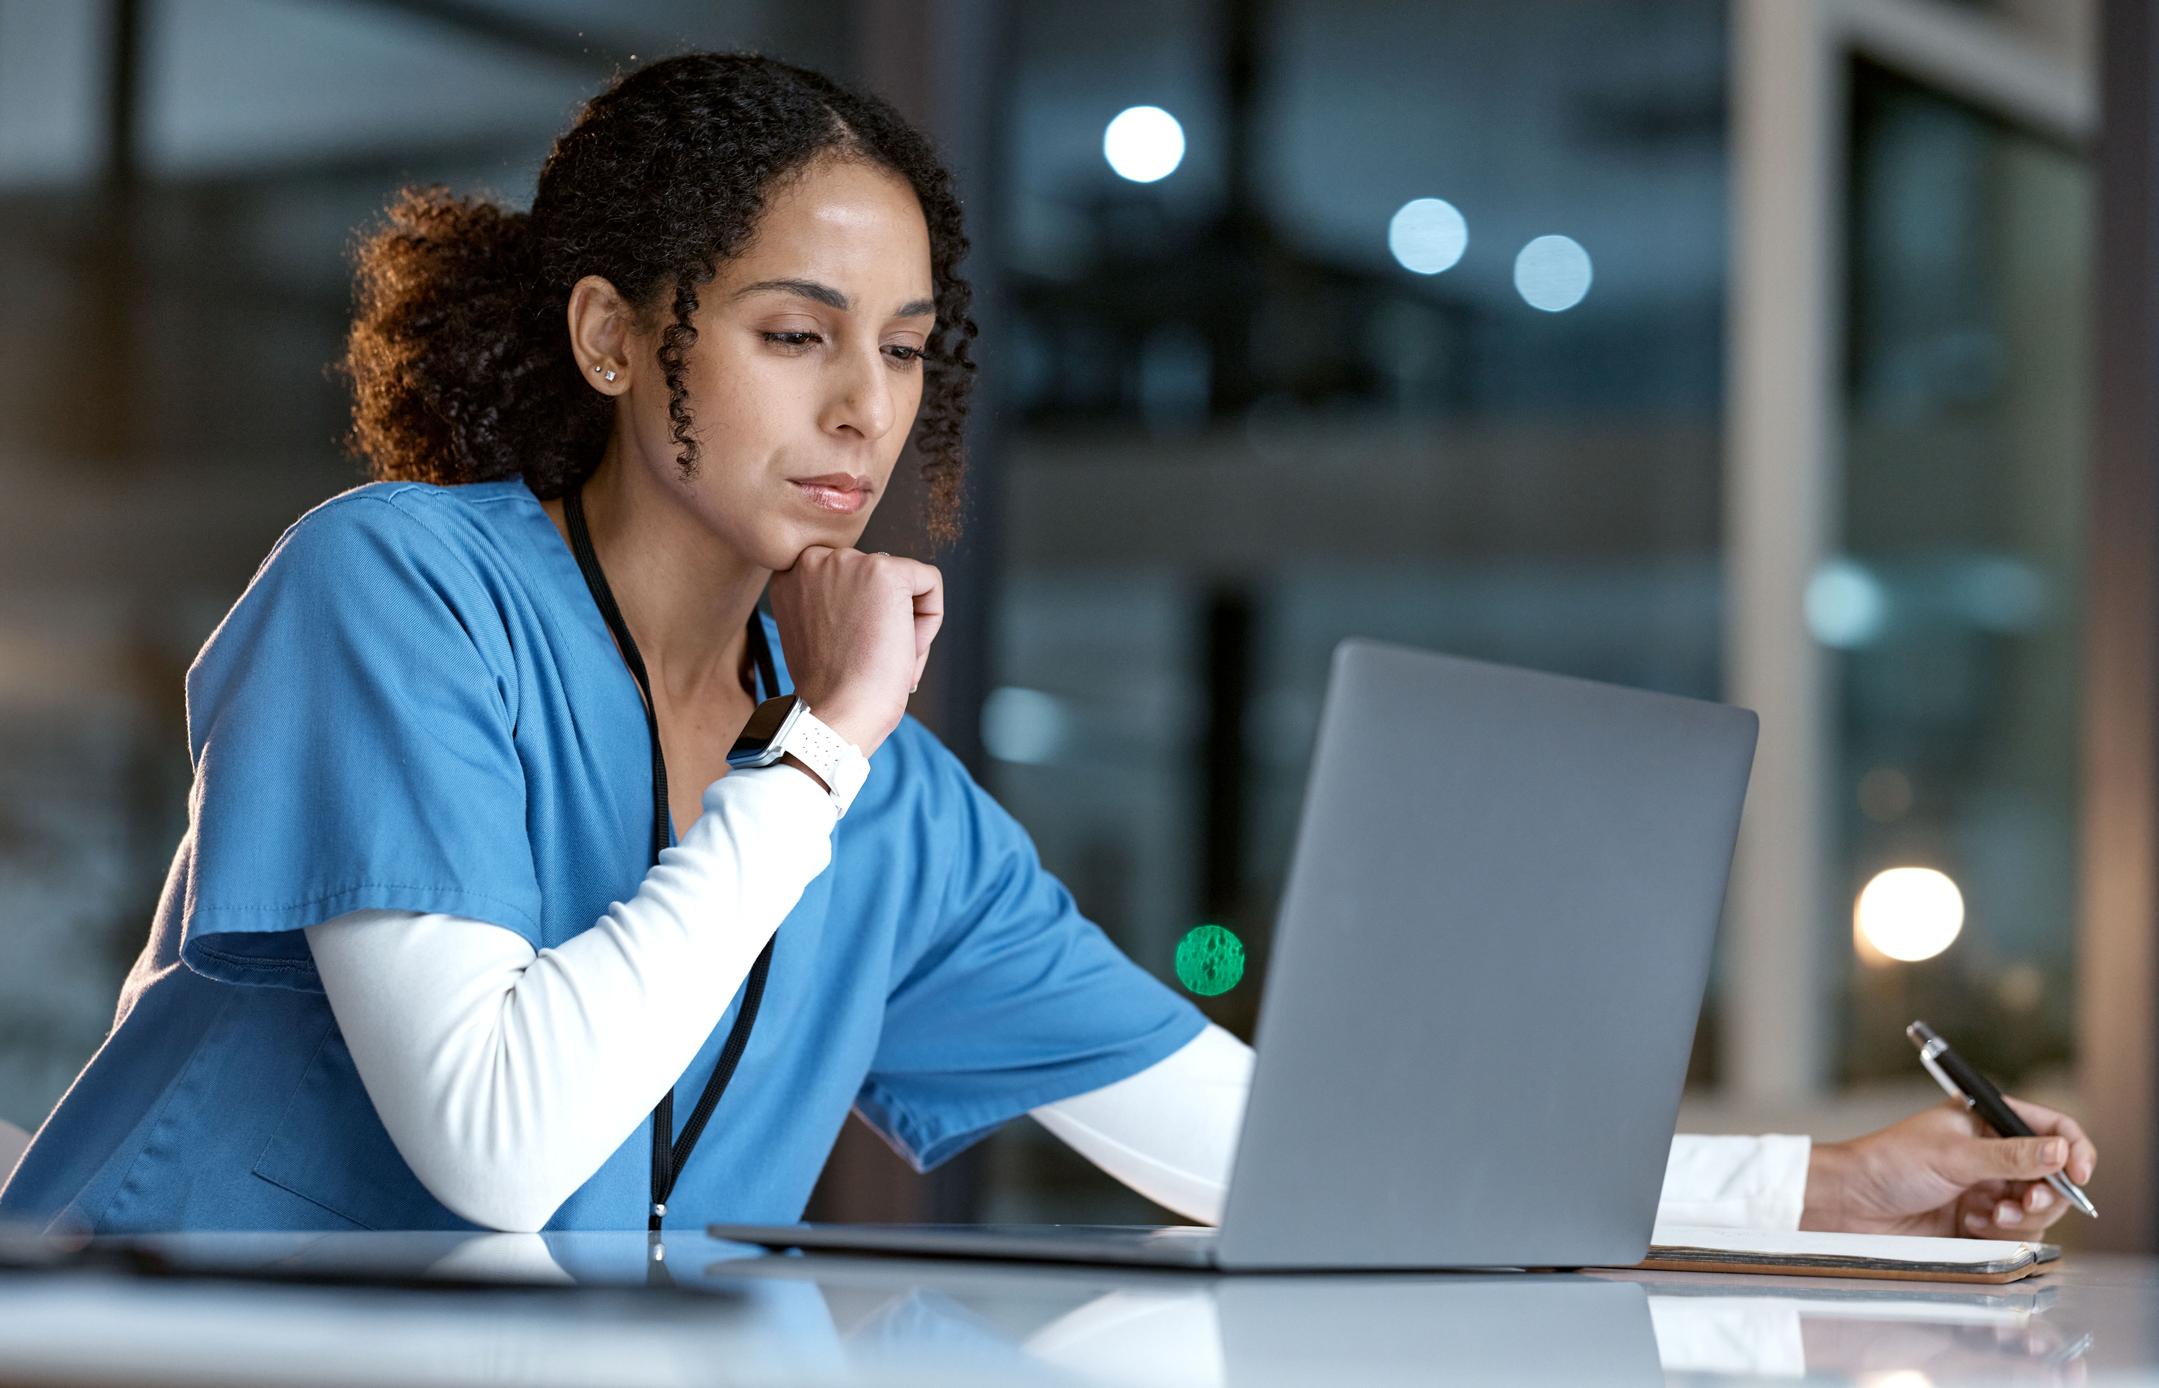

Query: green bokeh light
<box><xmin>1174</xmin><ymin>923</ymin><xmax>1246</xmax><ymax>996</ymax></box>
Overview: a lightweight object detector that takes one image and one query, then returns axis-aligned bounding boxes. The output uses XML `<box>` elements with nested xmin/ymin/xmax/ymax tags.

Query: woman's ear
<box><xmin>566</xmin><ymin>275</ymin><xmax>636</xmax><ymax>394</ymax></box>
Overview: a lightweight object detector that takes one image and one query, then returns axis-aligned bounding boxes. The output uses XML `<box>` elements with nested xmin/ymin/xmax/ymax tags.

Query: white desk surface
<box><xmin>0</xmin><ymin>1229</ymin><xmax>2133</xmax><ymax>1385</ymax></box>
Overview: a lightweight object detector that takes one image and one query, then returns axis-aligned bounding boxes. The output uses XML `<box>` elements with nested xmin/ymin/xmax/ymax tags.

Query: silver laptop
<box><xmin>714</xmin><ymin>637</ymin><xmax>1757</xmax><ymax>1271</ymax></box>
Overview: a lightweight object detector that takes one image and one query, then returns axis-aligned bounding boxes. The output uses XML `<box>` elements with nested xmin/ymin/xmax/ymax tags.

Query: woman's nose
<box><xmin>825</xmin><ymin>348</ymin><xmax>894</xmax><ymax>441</ymax></box>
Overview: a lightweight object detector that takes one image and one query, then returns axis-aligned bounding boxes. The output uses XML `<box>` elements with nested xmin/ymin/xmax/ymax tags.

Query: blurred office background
<box><xmin>6</xmin><ymin>0</ymin><xmax>2155</xmax><ymax>1245</ymax></box>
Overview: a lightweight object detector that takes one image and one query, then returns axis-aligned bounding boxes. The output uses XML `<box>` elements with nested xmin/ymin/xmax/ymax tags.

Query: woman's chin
<box><xmin>760</xmin><ymin>520</ymin><xmax>868</xmax><ymax>570</ymax></box>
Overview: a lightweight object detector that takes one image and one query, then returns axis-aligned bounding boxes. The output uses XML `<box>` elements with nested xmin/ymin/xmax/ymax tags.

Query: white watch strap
<box><xmin>777</xmin><ymin>704</ymin><xmax>870</xmax><ymax>816</ymax></box>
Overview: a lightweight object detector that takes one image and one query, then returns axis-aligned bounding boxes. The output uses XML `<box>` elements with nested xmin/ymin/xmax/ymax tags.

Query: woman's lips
<box><xmin>789</xmin><ymin>479</ymin><xmax>869</xmax><ymax>514</ymax></box>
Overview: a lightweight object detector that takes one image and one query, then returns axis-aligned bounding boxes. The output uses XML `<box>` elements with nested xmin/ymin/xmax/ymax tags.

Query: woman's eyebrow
<box><xmin>731</xmin><ymin>277</ymin><xmax>935</xmax><ymax>319</ymax></box>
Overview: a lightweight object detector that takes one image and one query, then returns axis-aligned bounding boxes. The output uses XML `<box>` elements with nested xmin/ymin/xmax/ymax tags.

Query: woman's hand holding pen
<box><xmin>767</xmin><ymin>546</ymin><xmax>943</xmax><ymax>758</ymax></box>
<box><xmin>1798</xmin><ymin>1096</ymin><xmax>2097</xmax><ymax>1239</ymax></box>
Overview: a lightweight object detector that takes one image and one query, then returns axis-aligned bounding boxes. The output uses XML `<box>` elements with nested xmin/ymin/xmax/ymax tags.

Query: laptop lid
<box><xmin>1215</xmin><ymin>638</ymin><xmax>1756</xmax><ymax>1270</ymax></box>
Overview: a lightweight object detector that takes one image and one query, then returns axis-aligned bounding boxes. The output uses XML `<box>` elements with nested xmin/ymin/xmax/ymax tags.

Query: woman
<box><xmin>0</xmin><ymin>52</ymin><xmax>2094</xmax><ymax>1239</ymax></box>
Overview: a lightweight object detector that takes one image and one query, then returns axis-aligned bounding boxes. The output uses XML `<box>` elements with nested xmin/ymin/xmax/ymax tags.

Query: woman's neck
<box><xmin>544</xmin><ymin>448</ymin><xmax>768</xmax><ymax>708</ymax></box>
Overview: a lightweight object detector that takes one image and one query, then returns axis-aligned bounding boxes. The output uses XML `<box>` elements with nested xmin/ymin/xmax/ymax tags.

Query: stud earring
<box><xmin>592</xmin><ymin>366</ymin><xmax>618</xmax><ymax>382</ymax></box>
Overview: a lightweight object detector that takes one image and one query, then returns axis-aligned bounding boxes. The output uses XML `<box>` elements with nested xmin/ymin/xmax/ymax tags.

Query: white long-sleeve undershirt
<box><xmin>303</xmin><ymin>765</ymin><xmax>1810</xmax><ymax>1235</ymax></box>
<box><xmin>303</xmin><ymin>762</ymin><xmax>841</xmax><ymax>1232</ymax></box>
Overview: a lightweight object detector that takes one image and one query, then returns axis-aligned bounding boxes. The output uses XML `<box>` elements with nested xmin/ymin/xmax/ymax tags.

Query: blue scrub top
<box><xmin>0</xmin><ymin>479</ymin><xmax>1206</xmax><ymax>1233</ymax></box>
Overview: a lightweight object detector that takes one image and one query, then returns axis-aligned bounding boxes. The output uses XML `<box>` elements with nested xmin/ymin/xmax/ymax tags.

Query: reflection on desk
<box><xmin>1640</xmin><ymin>1279</ymin><xmax>2085</xmax><ymax>1381</ymax></box>
<box><xmin>0</xmin><ymin>1228</ymin><xmax>2118</xmax><ymax>1386</ymax></box>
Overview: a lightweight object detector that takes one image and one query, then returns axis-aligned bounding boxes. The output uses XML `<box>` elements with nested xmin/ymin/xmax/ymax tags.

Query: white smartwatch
<box><xmin>725</xmin><ymin>694</ymin><xmax>871</xmax><ymax>817</ymax></box>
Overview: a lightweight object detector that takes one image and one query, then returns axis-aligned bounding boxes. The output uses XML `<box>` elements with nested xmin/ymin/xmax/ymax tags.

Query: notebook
<box><xmin>1629</xmin><ymin>1226</ymin><xmax>2061</xmax><ymax>1283</ymax></box>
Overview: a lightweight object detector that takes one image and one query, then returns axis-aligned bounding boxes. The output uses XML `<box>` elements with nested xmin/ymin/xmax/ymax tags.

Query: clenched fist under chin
<box><xmin>765</xmin><ymin>545</ymin><xmax>943</xmax><ymax>758</ymax></box>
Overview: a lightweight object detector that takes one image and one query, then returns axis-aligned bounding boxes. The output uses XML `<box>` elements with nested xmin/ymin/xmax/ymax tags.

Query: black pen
<box><xmin>1907</xmin><ymin>1020</ymin><xmax>2097</xmax><ymax>1219</ymax></box>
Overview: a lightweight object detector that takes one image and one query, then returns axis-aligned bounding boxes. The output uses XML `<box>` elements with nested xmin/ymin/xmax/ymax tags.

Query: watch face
<box><xmin>727</xmin><ymin>694</ymin><xmax>801</xmax><ymax>765</ymax></box>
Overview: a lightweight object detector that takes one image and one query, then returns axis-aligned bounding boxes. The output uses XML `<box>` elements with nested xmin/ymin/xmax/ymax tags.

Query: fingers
<box><xmin>2020</xmin><ymin>1179</ymin><xmax>2074</xmax><ymax>1233</ymax></box>
<box><xmin>1941</xmin><ymin>1132</ymin><xmax>2070</xmax><ymax>1186</ymax></box>
<box><xmin>896</xmin><ymin>554</ymin><xmax>944</xmax><ymax>606</ymax></box>
<box><xmin>2004</xmin><ymin>1095</ymin><xmax>2098</xmax><ymax>1185</ymax></box>
<box><xmin>852</xmin><ymin>551</ymin><xmax>941</xmax><ymax>610</ymax></box>
<box><xmin>1956</xmin><ymin>1182</ymin><xmax>2028</xmax><ymax>1238</ymax></box>
<box><xmin>1959</xmin><ymin>1186</ymin><xmax>2073</xmax><ymax>1238</ymax></box>
<box><xmin>851</xmin><ymin>549</ymin><xmax>943</xmax><ymax>693</ymax></box>
<box><xmin>911</xmin><ymin>568</ymin><xmax>943</xmax><ymax>691</ymax></box>
<box><xmin>1958</xmin><ymin>1179</ymin><xmax>2071</xmax><ymax>1234</ymax></box>
<box><xmin>865</xmin><ymin>552</ymin><xmax>943</xmax><ymax>692</ymax></box>
<box><xmin>774</xmin><ymin>547</ymin><xmax>942</xmax><ymax>743</ymax></box>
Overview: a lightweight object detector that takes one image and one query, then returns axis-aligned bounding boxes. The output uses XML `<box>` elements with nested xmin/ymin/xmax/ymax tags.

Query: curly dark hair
<box><xmin>336</xmin><ymin>51</ymin><xmax>978</xmax><ymax>547</ymax></box>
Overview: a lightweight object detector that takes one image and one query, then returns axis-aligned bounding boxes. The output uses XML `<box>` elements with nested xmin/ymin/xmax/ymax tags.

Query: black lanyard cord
<box><xmin>563</xmin><ymin>482</ymin><xmax>779</xmax><ymax>1235</ymax></box>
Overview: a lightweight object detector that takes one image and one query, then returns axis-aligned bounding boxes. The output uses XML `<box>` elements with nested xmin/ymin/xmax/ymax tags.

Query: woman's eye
<box><xmin>760</xmin><ymin>330</ymin><xmax>921</xmax><ymax>366</ymax></box>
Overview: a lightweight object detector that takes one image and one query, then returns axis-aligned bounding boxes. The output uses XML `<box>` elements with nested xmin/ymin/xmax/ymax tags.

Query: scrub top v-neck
<box><xmin>0</xmin><ymin>478</ymin><xmax>1207</xmax><ymax>1234</ymax></box>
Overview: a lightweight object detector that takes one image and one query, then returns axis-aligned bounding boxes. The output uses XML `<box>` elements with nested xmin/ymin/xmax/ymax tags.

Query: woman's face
<box><xmin>600</xmin><ymin>155</ymin><xmax>936</xmax><ymax>571</ymax></box>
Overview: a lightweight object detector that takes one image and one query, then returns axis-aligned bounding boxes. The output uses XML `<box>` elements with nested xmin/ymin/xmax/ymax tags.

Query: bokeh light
<box><xmin>1513</xmin><ymin>234</ymin><xmax>1593</xmax><ymax>311</ymax></box>
<box><xmin>1387</xmin><ymin>197</ymin><xmax>1469</xmax><ymax>274</ymax></box>
<box><xmin>1174</xmin><ymin>923</ymin><xmax>1246</xmax><ymax>996</ymax></box>
<box><xmin>1857</xmin><ymin>766</ymin><xmax>1914</xmax><ymax>822</ymax></box>
<box><xmin>980</xmin><ymin>686</ymin><xmax>1071</xmax><ymax>765</ymax></box>
<box><xmin>1103</xmin><ymin>105</ymin><xmax>1186</xmax><ymax>183</ymax></box>
<box><xmin>1854</xmin><ymin>867</ymin><xmax>1965</xmax><ymax>964</ymax></box>
<box><xmin>1806</xmin><ymin>558</ymin><xmax>1889</xmax><ymax>647</ymax></box>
